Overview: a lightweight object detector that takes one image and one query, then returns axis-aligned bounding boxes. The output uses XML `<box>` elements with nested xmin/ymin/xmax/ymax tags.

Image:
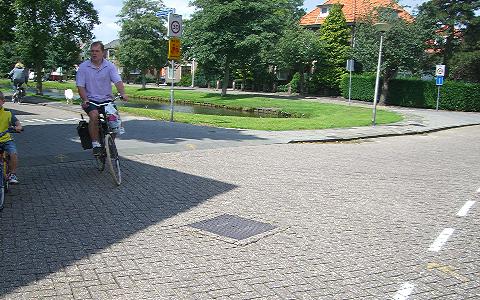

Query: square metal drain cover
<box><xmin>189</xmin><ymin>214</ymin><xmax>276</xmax><ymax>240</ymax></box>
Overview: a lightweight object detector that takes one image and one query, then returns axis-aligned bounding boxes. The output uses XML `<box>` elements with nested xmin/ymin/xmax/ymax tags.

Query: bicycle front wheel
<box><xmin>105</xmin><ymin>134</ymin><xmax>121</xmax><ymax>185</ymax></box>
<box><xmin>0</xmin><ymin>167</ymin><xmax>5</xmax><ymax>210</ymax></box>
<box><xmin>95</xmin><ymin>153</ymin><xmax>106</xmax><ymax>171</ymax></box>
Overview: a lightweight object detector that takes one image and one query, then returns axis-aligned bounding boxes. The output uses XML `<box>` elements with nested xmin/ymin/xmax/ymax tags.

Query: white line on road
<box><xmin>392</xmin><ymin>283</ymin><xmax>414</xmax><ymax>300</ymax></box>
<box><xmin>22</xmin><ymin>120</ymin><xmax>34</xmax><ymax>123</ymax></box>
<box><xmin>428</xmin><ymin>228</ymin><xmax>455</xmax><ymax>252</ymax></box>
<box><xmin>477</xmin><ymin>187</ymin><xmax>480</xmax><ymax>193</ymax></box>
<box><xmin>54</xmin><ymin>118</ymin><xmax>66</xmax><ymax>121</ymax></box>
<box><xmin>457</xmin><ymin>201</ymin><xmax>476</xmax><ymax>217</ymax></box>
<box><xmin>31</xmin><ymin>119</ymin><xmax>47</xmax><ymax>123</ymax></box>
<box><xmin>45</xmin><ymin>118</ymin><xmax>57</xmax><ymax>122</ymax></box>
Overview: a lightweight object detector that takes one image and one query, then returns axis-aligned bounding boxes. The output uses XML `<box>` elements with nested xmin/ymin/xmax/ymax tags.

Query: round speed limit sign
<box><xmin>168</xmin><ymin>14</ymin><xmax>182</xmax><ymax>37</ymax></box>
<box><xmin>435</xmin><ymin>65</ymin><xmax>446</xmax><ymax>77</ymax></box>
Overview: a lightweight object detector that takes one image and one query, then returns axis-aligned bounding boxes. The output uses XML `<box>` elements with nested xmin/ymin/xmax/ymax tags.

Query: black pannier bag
<box><xmin>77</xmin><ymin>120</ymin><xmax>92</xmax><ymax>149</ymax></box>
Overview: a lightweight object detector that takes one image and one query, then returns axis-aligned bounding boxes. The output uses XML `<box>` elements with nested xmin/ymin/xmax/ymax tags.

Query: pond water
<box><xmin>14</xmin><ymin>86</ymin><xmax>283</xmax><ymax>118</ymax></box>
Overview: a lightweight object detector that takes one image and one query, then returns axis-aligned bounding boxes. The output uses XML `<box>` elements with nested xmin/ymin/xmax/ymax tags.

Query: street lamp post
<box><xmin>372</xmin><ymin>22</ymin><xmax>391</xmax><ymax>126</ymax></box>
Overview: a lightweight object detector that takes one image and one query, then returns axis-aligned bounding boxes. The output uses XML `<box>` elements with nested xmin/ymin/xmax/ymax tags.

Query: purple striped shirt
<box><xmin>76</xmin><ymin>59</ymin><xmax>122</xmax><ymax>103</ymax></box>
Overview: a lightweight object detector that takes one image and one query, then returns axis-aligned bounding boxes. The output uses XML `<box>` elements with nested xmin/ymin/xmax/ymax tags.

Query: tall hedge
<box><xmin>340</xmin><ymin>74</ymin><xmax>480</xmax><ymax>111</ymax></box>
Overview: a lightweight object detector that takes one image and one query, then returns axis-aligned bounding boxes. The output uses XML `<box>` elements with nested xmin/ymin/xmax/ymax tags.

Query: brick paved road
<box><xmin>0</xmin><ymin>103</ymin><xmax>479</xmax><ymax>299</ymax></box>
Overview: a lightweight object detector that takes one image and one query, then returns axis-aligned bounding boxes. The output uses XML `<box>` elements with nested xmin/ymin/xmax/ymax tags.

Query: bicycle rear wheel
<box><xmin>105</xmin><ymin>134</ymin><xmax>121</xmax><ymax>185</ymax></box>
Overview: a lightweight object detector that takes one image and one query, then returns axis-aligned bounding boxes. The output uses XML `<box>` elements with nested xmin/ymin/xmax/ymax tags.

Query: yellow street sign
<box><xmin>168</xmin><ymin>38</ymin><xmax>181</xmax><ymax>60</ymax></box>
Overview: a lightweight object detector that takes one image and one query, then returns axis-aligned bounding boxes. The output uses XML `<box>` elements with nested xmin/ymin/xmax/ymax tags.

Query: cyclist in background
<box><xmin>8</xmin><ymin>62</ymin><xmax>28</xmax><ymax>94</ymax></box>
<box><xmin>0</xmin><ymin>91</ymin><xmax>23</xmax><ymax>184</ymax></box>
<box><xmin>76</xmin><ymin>41</ymin><xmax>128</xmax><ymax>156</ymax></box>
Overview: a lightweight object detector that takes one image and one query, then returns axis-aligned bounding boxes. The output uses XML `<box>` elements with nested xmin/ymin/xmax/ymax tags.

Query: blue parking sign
<box><xmin>436</xmin><ymin>76</ymin><xmax>444</xmax><ymax>86</ymax></box>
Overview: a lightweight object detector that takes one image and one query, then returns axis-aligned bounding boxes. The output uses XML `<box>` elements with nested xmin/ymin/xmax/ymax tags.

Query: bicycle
<box><xmin>12</xmin><ymin>83</ymin><xmax>26</xmax><ymax>104</ymax></box>
<box><xmin>0</xmin><ymin>127</ymin><xmax>22</xmax><ymax>210</ymax></box>
<box><xmin>85</xmin><ymin>96</ymin><xmax>123</xmax><ymax>186</ymax></box>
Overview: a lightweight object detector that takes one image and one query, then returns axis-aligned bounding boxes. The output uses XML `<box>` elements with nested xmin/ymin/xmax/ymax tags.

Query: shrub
<box><xmin>289</xmin><ymin>72</ymin><xmax>301</xmax><ymax>93</ymax></box>
<box><xmin>178</xmin><ymin>74</ymin><xmax>192</xmax><ymax>87</ymax></box>
<box><xmin>340</xmin><ymin>74</ymin><xmax>480</xmax><ymax>111</ymax></box>
<box><xmin>339</xmin><ymin>73</ymin><xmax>376</xmax><ymax>102</ymax></box>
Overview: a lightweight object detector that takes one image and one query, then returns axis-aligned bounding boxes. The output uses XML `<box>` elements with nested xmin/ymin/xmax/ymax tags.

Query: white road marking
<box><xmin>54</xmin><ymin>118</ymin><xmax>67</xmax><ymax>121</ymax></box>
<box><xmin>457</xmin><ymin>201</ymin><xmax>476</xmax><ymax>217</ymax></box>
<box><xmin>22</xmin><ymin>120</ymin><xmax>34</xmax><ymax>123</ymax></box>
<box><xmin>31</xmin><ymin>119</ymin><xmax>47</xmax><ymax>122</ymax></box>
<box><xmin>45</xmin><ymin>118</ymin><xmax>57</xmax><ymax>122</ymax></box>
<box><xmin>477</xmin><ymin>187</ymin><xmax>480</xmax><ymax>193</ymax></box>
<box><xmin>392</xmin><ymin>283</ymin><xmax>414</xmax><ymax>300</ymax></box>
<box><xmin>428</xmin><ymin>228</ymin><xmax>455</xmax><ymax>252</ymax></box>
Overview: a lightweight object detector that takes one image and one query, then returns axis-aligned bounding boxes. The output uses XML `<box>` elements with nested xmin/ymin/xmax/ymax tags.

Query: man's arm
<box><xmin>77</xmin><ymin>86</ymin><xmax>89</xmax><ymax>107</ymax></box>
<box><xmin>114</xmin><ymin>81</ymin><xmax>128</xmax><ymax>101</ymax></box>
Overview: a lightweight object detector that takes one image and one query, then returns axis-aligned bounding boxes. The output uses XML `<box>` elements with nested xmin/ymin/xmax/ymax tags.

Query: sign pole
<box><xmin>348</xmin><ymin>69</ymin><xmax>353</xmax><ymax>104</ymax></box>
<box><xmin>170</xmin><ymin>60</ymin><xmax>175</xmax><ymax>122</ymax></box>
<box><xmin>436</xmin><ymin>85</ymin><xmax>440</xmax><ymax>111</ymax></box>
<box><xmin>166</xmin><ymin>12</ymin><xmax>182</xmax><ymax>122</ymax></box>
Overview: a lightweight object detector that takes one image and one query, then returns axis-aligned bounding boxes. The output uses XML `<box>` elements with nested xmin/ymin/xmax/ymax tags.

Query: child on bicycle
<box><xmin>0</xmin><ymin>91</ymin><xmax>22</xmax><ymax>183</ymax></box>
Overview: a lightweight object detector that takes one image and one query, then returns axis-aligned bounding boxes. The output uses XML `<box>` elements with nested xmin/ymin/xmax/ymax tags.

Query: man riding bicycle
<box><xmin>8</xmin><ymin>62</ymin><xmax>28</xmax><ymax>96</ymax></box>
<box><xmin>76</xmin><ymin>41</ymin><xmax>128</xmax><ymax>156</ymax></box>
<box><xmin>0</xmin><ymin>91</ymin><xmax>23</xmax><ymax>184</ymax></box>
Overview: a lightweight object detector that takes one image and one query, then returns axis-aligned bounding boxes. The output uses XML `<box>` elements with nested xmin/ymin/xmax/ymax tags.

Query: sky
<box><xmin>91</xmin><ymin>0</ymin><xmax>428</xmax><ymax>44</ymax></box>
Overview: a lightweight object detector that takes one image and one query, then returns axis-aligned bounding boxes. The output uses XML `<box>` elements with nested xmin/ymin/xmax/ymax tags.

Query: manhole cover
<box><xmin>189</xmin><ymin>214</ymin><xmax>276</xmax><ymax>240</ymax></box>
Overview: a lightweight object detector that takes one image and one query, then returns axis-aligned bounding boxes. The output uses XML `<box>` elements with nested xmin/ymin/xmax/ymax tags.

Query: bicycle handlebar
<box><xmin>0</xmin><ymin>127</ymin><xmax>23</xmax><ymax>138</ymax></box>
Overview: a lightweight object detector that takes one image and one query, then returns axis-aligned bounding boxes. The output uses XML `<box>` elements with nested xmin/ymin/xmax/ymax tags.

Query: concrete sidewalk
<box><xmin>26</xmin><ymin>95</ymin><xmax>480</xmax><ymax>144</ymax></box>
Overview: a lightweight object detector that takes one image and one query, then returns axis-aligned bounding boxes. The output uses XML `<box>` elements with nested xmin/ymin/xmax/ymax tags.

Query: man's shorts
<box><xmin>0</xmin><ymin>140</ymin><xmax>17</xmax><ymax>154</ymax></box>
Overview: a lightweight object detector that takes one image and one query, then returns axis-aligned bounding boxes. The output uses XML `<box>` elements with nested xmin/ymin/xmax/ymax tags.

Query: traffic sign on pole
<box><xmin>168</xmin><ymin>14</ymin><xmax>182</xmax><ymax>37</ymax></box>
<box><xmin>435</xmin><ymin>76</ymin><xmax>444</xmax><ymax>86</ymax></box>
<box><xmin>168</xmin><ymin>37</ymin><xmax>181</xmax><ymax>60</ymax></box>
<box><xmin>435</xmin><ymin>65</ymin><xmax>446</xmax><ymax>77</ymax></box>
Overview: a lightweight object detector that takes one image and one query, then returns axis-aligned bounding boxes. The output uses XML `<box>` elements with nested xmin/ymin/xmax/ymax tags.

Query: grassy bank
<box><xmin>0</xmin><ymin>79</ymin><xmax>403</xmax><ymax>130</ymax></box>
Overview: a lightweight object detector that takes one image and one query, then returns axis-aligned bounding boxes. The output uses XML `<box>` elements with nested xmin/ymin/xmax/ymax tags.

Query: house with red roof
<box><xmin>300</xmin><ymin>0</ymin><xmax>413</xmax><ymax>29</ymax></box>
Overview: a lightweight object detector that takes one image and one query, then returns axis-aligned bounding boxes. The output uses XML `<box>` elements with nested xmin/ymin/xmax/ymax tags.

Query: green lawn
<box><xmin>0</xmin><ymin>79</ymin><xmax>403</xmax><ymax>130</ymax></box>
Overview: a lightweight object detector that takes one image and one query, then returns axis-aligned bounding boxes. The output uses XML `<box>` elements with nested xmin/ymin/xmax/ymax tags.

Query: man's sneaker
<box><xmin>8</xmin><ymin>173</ymin><xmax>19</xmax><ymax>184</ymax></box>
<box><xmin>93</xmin><ymin>146</ymin><xmax>103</xmax><ymax>156</ymax></box>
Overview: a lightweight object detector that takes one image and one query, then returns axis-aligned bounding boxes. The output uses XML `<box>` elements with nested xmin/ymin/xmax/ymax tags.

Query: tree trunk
<box><xmin>299</xmin><ymin>65</ymin><xmax>305</xmax><ymax>96</ymax></box>
<box><xmin>379</xmin><ymin>67</ymin><xmax>397</xmax><ymax>105</ymax></box>
<box><xmin>35</xmin><ymin>65</ymin><xmax>43</xmax><ymax>95</ymax></box>
<box><xmin>141</xmin><ymin>71</ymin><xmax>146</xmax><ymax>89</ymax></box>
<box><xmin>221</xmin><ymin>58</ymin><xmax>229</xmax><ymax>97</ymax></box>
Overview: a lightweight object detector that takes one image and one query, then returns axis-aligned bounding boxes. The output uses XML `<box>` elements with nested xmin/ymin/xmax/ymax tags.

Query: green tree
<box><xmin>0</xmin><ymin>0</ymin><xmax>15</xmax><ymax>42</ymax></box>
<box><xmin>417</xmin><ymin>0</ymin><xmax>480</xmax><ymax>66</ymax></box>
<box><xmin>274</xmin><ymin>25</ymin><xmax>324</xmax><ymax>95</ymax></box>
<box><xmin>353</xmin><ymin>7</ymin><xmax>432</xmax><ymax>104</ymax></box>
<box><xmin>184</xmin><ymin>0</ymin><xmax>304</xmax><ymax>96</ymax></box>
<box><xmin>117</xmin><ymin>0</ymin><xmax>167</xmax><ymax>89</ymax></box>
<box><xmin>0</xmin><ymin>0</ymin><xmax>18</xmax><ymax>76</ymax></box>
<box><xmin>14</xmin><ymin>0</ymin><xmax>98</xmax><ymax>94</ymax></box>
<box><xmin>316</xmin><ymin>4</ymin><xmax>350</xmax><ymax>92</ymax></box>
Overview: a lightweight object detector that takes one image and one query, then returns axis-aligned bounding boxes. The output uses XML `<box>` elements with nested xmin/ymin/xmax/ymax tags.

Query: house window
<box><xmin>321</xmin><ymin>7</ymin><xmax>328</xmax><ymax>14</ymax></box>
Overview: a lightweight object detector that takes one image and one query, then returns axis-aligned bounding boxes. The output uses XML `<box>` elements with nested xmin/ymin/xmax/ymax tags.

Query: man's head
<box><xmin>15</xmin><ymin>62</ymin><xmax>24</xmax><ymax>68</ymax></box>
<box><xmin>90</xmin><ymin>41</ymin><xmax>105</xmax><ymax>65</ymax></box>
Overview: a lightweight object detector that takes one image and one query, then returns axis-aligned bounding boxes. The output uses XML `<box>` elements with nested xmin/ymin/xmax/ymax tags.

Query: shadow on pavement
<box><xmin>16</xmin><ymin>119</ymin><xmax>266</xmax><ymax>166</ymax></box>
<box><xmin>0</xmin><ymin>157</ymin><xmax>237</xmax><ymax>296</ymax></box>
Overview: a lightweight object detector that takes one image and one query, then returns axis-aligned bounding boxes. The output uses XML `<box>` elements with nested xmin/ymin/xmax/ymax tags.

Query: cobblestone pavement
<box><xmin>0</xmin><ymin>101</ymin><xmax>479</xmax><ymax>299</ymax></box>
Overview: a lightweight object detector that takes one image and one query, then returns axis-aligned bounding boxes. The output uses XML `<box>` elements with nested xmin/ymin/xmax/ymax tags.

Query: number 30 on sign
<box><xmin>168</xmin><ymin>38</ymin><xmax>181</xmax><ymax>60</ymax></box>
